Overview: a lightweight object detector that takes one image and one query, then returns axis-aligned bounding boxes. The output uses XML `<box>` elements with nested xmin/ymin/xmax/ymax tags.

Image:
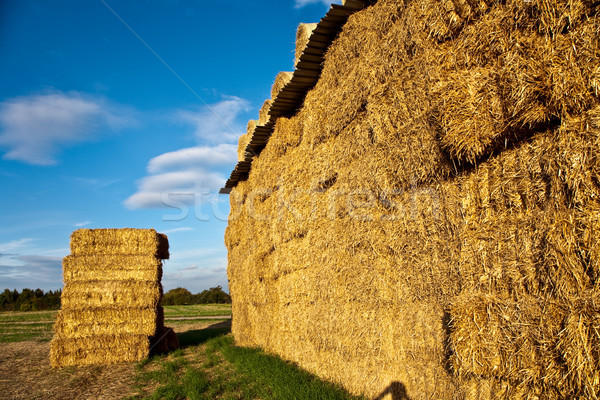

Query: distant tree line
<box><xmin>0</xmin><ymin>286</ymin><xmax>231</xmax><ymax>311</ymax></box>
<box><xmin>162</xmin><ymin>286</ymin><xmax>231</xmax><ymax>305</ymax></box>
<box><xmin>0</xmin><ymin>288</ymin><xmax>62</xmax><ymax>311</ymax></box>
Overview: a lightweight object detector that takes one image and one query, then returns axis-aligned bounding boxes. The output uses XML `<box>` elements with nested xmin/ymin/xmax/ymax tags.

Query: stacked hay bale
<box><xmin>50</xmin><ymin>228</ymin><xmax>177</xmax><ymax>367</ymax></box>
<box><xmin>226</xmin><ymin>0</ymin><xmax>600</xmax><ymax>399</ymax></box>
<box><xmin>237</xmin><ymin>120</ymin><xmax>257</xmax><ymax>162</ymax></box>
<box><xmin>294</xmin><ymin>23</ymin><xmax>317</xmax><ymax>66</ymax></box>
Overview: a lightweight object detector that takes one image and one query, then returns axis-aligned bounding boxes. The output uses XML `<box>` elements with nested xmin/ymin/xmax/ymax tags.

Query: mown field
<box><xmin>0</xmin><ymin>304</ymin><xmax>364</xmax><ymax>400</ymax></box>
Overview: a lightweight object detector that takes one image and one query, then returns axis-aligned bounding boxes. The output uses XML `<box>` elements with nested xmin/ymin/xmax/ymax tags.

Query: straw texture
<box><xmin>50</xmin><ymin>229</ymin><xmax>177</xmax><ymax>367</ymax></box>
<box><xmin>226</xmin><ymin>0</ymin><xmax>600</xmax><ymax>398</ymax></box>
<box><xmin>271</xmin><ymin>71</ymin><xmax>294</xmax><ymax>100</ymax></box>
<box><xmin>295</xmin><ymin>23</ymin><xmax>318</xmax><ymax>66</ymax></box>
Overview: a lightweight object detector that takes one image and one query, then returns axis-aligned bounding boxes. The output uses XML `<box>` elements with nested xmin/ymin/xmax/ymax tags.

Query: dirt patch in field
<box><xmin>0</xmin><ymin>340</ymin><xmax>136</xmax><ymax>400</ymax></box>
<box><xmin>0</xmin><ymin>320</ymin><xmax>229</xmax><ymax>399</ymax></box>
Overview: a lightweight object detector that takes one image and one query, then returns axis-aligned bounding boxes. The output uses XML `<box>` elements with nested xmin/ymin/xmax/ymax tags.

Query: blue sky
<box><xmin>0</xmin><ymin>0</ymin><xmax>340</xmax><ymax>293</ymax></box>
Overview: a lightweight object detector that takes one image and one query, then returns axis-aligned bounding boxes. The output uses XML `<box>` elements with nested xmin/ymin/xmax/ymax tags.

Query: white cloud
<box><xmin>294</xmin><ymin>0</ymin><xmax>342</xmax><ymax>8</ymax></box>
<box><xmin>162</xmin><ymin>227</ymin><xmax>194</xmax><ymax>234</ymax></box>
<box><xmin>177</xmin><ymin>96</ymin><xmax>249</xmax><ymax>144</ymax></box>
<box><xmin>124</xmin><ymin>145</ymin><xmax>236</xmax><ymax>209</ymax></box>
<box><xmin>0</xmin><ymin>91</ymin><xmax>135</xmax><ymax>165</ymax></box>
<box><xmin>148</xmin><ymin>144</ymin><xmax>236</xmax><ymax>173</ymax></box>
<box><xmin>125</xmin><ymin>97</ymin><xmax>247</xmax><ymax>209</ymax></box>
<box><xmin>0</xmin><ymin>254</ymin><xmax>63</xmax><ymax>291</ymax></box>
<box><xmin>0</xmin><ymin>238</ymin><xmax>34</xmax><ymax>254</ymax></box>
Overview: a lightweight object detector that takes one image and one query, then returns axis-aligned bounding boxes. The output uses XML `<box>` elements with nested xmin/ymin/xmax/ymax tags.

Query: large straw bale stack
<box><xmin>51</xmin><ymin>229</ymin><xmax>177</xmax><ymax>367</ymax></box>
<box><xmin>226</xmin><ymin>0</ymin><xmax>600</xmax><ymax>398</ymax></box>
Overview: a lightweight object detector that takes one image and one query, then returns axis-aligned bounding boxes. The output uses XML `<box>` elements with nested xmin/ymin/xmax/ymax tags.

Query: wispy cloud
<box><xmin>179</xmin><ymin>265</ymin><xmax>198</xmax><ymax>271</ymax></box>
<box><xmin>123</xmin><ymin>144</ymin><xmax>236</xmax><ymax>209</ymax></box>
<box><xmin>0</xmin><ymin>91</ymin><xmax>136</xmax><ymax>165</ymax></box>
<box><xmin>177</xmin><ymin>96</ymin><xmax>250</xmax><ymax>144</ymax></box>
<box><xmin>147</xmin><ymin>144</ymin><xmax>236</xmax><ymax>173</ymax></box>
<box><xmin>162</xmin><ymin>227</ymin><xmax>194</xmax><ymax>234</ymax></box>
<box><xmin>70</xmin><ymin>177</ymin><xmax>122</xmax><ymax>189</ymax></box>
<box><xmin>294</xmin><ymin>0</ymin><xmax>342</xmax><ymax>8</ymax></box>
<box><xmin>74</xmin><ymin>221</ymin><xmax>92</xmax><ymax>227</ymax></box>
<box><xmin>125</xmin><ymin>97</ymin><xmax>247</xmax><ymax>209</ymax></box>
<box><xmin>0</xmin><ymin>238</ymin><xmax>35</xmax><ymax>254</ymax></box>
<box><xmin>0</xmin><ymin>254</ymin><xmax>63</xmax><ymax>291</ymax></box>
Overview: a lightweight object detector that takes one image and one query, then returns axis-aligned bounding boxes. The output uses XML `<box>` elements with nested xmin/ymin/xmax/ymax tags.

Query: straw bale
<box><xmin>237</xmin><ymin>133</ymin><xmax>251</xmax><ymax>162</ymax></box>
<box><xmin>432</xmin><ymin>68</ymin><xmax>504</xmax><ymax>164</ymax></box>
<box><xmin>60</xmin><ymin>280</ymin><xmax>162</xmax><ymax>308</ymax></box>
<box><xmin>62</xmin><ymin>254</ymin><xmax>163</xmax><ymax>282</ymax></box>
<box><xmin>258</xmin><ymin>99</ymin><xmax>272</xmax><ymax>126</ymax></box>
<box><xmin>50</xmin><ymin>334</ymin><xmax>151</xmax><ymax>367</ymax></box>
<box><xmin>270</xmin><ymin>71</ymin><xmax>293</xmax><ymax>100</ymax></box>
<box><xmin>53</xmin><ymin>307</ymin><xmax>162</xmax><ymax>337</ymax></box>
<box><xmin>267</xmin><ymin>116</ymin><xmax>304</xmax><ymax>157</ymax></box>
<box><xmin>70</xmin><ymin>228</ymin><xmax>169</xmax><ymax>259</ymax></box>
<box><xmin>237</xmin><ymin>120</ymin><xmax>257</xmax><ymax>162</ymax></box>
<box><xmin>555</xmin><ymin>294</ymin><xmax>600</xmax><ymax>398</ymax></box>
<box><xmin>507</xmin><ymin>0</ymin><xmax>598</xmax><ymax>35</ymax></box>
<box><xmin>151</xmin><ymin>326</ymin><xmax>180</xmax><ymax>354</ymax></box>
<box><xmin>295</xmin><ymin>23</ymin><xmax>318</xmax><ymax>66</ymax></box>
<box><xmin>451</xmin><ymin>291</ymin><xmax>600</xmax><ymax>398</ymax></box>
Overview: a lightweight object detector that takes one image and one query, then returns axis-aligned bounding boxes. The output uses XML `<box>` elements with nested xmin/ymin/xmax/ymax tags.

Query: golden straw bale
<box><xmin>50</xmin><ymin>334</ymin><xmax>151</xmax><ymax>367</ymax></box>
<box><xmin>53</xmin><ymin>307</ymin><xmax>161</xmax><ymax>337</ymax></box>
<box><xmin>52</xmin><ymin>228</ymin><xmax>171</xmax><ymax>368</ymax></box>
<box><xmin>506</xmin><ymin>0</ymin><xmax>598</xmax><ymax>35</ymax></box>
<box><xmin>555</xmin><ymin>294</ymin><xmax>600</xmax><ymax>398</ymax></box>
<box><xmin>432</xmin><ymin>68</ymin><xmax>504</xmax><ymax>164</ymax></box>
<box><xmin>246</xmin><ymin>119</ymin><xmax>257</xmax><ymax>134</ymax></box>
<box><xmin>237</xmin><ymin>120</ymin><xmax>258</xmax><ymax>162</ymax></box>
<box><xmin>70</xmin><ymin>228</ymin><xmax>169</xmax><ymax>259</ymax></box>
<box><xmin>237</xmin><ymin>133</ymin><xmax>251</xmax><ymax>162</ymax></box>
<box><xmin>449</xmin><ymin>293</ymin><xmax>565</xmax><ymax>394</ymax></box>
<box><xmin>294</xmin><ymin>23</ymin><xmax>318</xmax><ymax>66</ymax></box>
<box><xmin>258</xmin><ymin>99</ymin><xmax>272</xmax><ymax>126</ymax></box>
<box><xmin>270</xmin><ymin>71</ymin><xmax>293</xmax><ymax>99</ymax></box>
<box><xmin>62</xmin><ymin>254</ymin><xmax>162</xmax><ymax>282</ymax></box>
<box><xmin>266</xmin><ymin>116</ymin><xmax>303</xmax><ymax>157</ymax></box>
<box><xmin>60</xmin><ymin>280</ymin><xmax>162</xmax><ymax>309</ymax></box>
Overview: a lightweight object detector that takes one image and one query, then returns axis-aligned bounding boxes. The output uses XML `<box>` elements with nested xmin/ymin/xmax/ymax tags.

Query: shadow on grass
<box><xmin>177</xmin><ymin>320</ymin><xmax>231</xmax><ymax>349</ymax></box>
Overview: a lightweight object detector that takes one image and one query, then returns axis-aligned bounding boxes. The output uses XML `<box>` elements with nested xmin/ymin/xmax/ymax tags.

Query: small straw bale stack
<box><xmin>51</xmin><ymin>228</ymin><xmax>177</xmax><ymax>367</ymax></box>
<box><xmin>226</xmin><ymin>0</ymin><xmax>600</xmax><ymax>398</ymax></box>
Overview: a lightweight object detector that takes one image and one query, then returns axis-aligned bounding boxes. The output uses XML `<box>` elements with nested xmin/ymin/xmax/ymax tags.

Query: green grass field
<box><xmin>0</xmin><ymin>304</ymin><xmax>363</xmax><ymax>399</ymax></box>
<box><xmin>163</xmin><ymin>304</ymin><xmax>231</xmax><ymax>318</ymax></box>
<box><xmin>0</xmin><ymin>304</ymin><xmax>232</xmax><ymax>343</ymax></box>
<box><xmin>128</xmin><ymin>326</ymin><xmax>365</xmax><ymax>400</ymax></box>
